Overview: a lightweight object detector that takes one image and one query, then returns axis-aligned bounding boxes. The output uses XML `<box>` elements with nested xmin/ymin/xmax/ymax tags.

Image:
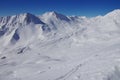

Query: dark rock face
<box><xmin>50</xmin><ymin>11</ymin><xmax>70</xmax><ymax>21</ymax></box>
<box><xmin>0</xmin><ymin>25</ymin><xmax>9</xmax><ymax>37</ymax></box>
<box><xmin>11</xmin><ymin>29</ymin><xmax>20</xmax><ymax>44</ymax></box>
<box><xmin>24</xmin><ymin>13</ymin><xmax>45</xmax><ymax>24</ymax></box>
<box><xmin>42</xmin><ymin>25</ymin><xmax>51</xmax><ymax>32</ymax></box>
<box><xmin>1</xmin><ymin>56</ymin><xmax>6</xmax><ymax>59</ymax></box>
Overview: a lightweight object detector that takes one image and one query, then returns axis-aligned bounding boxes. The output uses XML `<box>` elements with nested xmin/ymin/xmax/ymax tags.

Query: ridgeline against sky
<box><xmin>0</xmin><ymin>0</ymin><xmax>120</xmax><ymax>17</ymax></box>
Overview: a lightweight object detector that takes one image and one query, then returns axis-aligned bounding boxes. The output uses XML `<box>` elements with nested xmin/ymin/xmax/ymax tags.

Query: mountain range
<box><xmin>0</xmin><ymin>9</ymin><xmax>120</xmax><ymax>80</ymax></box>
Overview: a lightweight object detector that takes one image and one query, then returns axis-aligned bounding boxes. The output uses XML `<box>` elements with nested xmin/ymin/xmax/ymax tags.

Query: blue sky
<box><xmin>0</xmin><ymin>0</ymin><xmax>120</xmax><ymax>17</ymax></box>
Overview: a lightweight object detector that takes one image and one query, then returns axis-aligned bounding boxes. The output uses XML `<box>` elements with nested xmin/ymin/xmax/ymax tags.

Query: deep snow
<box><xmin>0</xmin><ymin>9</ymin><xmax>120</xmax><ymax>80</ymax></box>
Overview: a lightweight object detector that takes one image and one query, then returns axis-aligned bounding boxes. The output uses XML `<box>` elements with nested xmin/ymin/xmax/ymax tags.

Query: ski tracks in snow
<box><xmin>55</xmin><ymin>64</ymin><xmax>82</xmax><ymax>80</ymax></box>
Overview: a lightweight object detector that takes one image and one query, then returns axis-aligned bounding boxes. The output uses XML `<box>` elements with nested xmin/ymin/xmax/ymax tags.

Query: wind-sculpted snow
<box><xmin>0</xmin><ymin>9</ymin><xmax>120</xmax><ymax>80</ymax></box>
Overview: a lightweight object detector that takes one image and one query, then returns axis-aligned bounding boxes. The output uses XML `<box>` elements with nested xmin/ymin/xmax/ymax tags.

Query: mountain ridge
<box><xmin>0</xmin><ymin>9</ymin><xmax>120</xmax><ymax>46</ymax></box>
<box><xmin>1</xmin><ymin>9</ymin><xmax>120</xmax><ymax>19</ymax></box>
<box><xmin>0</xmin><ymin>9</ymin><xmax>120</xmax><ymax>80</ymax></box>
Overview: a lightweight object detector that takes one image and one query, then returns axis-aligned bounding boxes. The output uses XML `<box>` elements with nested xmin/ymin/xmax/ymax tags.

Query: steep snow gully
<box><xmin>0</xmin><ymin>9</ymin><xmax>120</xmax><ymax>80</ymax></box>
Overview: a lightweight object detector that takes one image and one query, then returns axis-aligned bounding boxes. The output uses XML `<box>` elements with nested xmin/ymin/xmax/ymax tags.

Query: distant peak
<box><xmin>43</xmin><ymin>11</ymin><xmax>61</xmax><ymax>17</ymax></box>
<box><xmin>49</xmin><ymin>11</ymin><xmax>58</xmax><ymax>14</ymax></box>
<box><xmin>43</xmin><ymin>11</ymin><xmax>70</xmax><ymax>21</ymax></box>
<box><xmin>19</xmin><ymin>12</ymin><xmax>35</xmax><ymax>17</ymax></box>
<box><xmin>105</xmin><ymin>9</ymin><xmax>120</xmax><ymax>17</ymax></box>
<box><xmin>49</xmin><ymin>11</ymin><xmax>63</xmax><ymax>16</ymax></box>
<box><xmin>113</xmin><ymin>9</ymin><xmax>120</xmax><ymax>12</ymax></box>
<box><xmin>17</xmin><ymin>12</ymin><xmax>44</xmax><ymax>24</ymax></box>
<box><xmin>109</xmin><ymin>9</ymin><xmax>120</xmax><ymax>14</ymax></box>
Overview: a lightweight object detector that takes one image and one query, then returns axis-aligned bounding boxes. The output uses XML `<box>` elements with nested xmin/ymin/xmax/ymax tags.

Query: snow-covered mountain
<box><xmin>0</xmin><ymin>9</ymin><xmax>120</xmax><ymax>80</ymax></box>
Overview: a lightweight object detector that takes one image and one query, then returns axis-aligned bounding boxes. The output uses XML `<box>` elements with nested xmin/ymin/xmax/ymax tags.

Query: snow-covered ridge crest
<box><xmin>105</xmin><ymin>9</ymin><xmax>120</xmax><ymax>17</ymax></box>
<box><xmin>41</xmin><ymin>11</ymin><xmax>70</xmax><ymax>21</ymax></box>
<box><xmin>0</xmin><ymin>13</ymin><xmax>45</xmax><ymax>26</ymax></box>
<box><xmin>0</xmin><ymin>9</ymin><xmax>120</xmax><ymax>46</ymax></box>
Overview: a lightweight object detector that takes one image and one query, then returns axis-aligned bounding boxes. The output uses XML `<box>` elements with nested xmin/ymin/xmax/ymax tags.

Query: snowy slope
<box><xmin>0</xmin><ymin>9</ymin><xmax>120</xmax><ymax>80</ymax></box>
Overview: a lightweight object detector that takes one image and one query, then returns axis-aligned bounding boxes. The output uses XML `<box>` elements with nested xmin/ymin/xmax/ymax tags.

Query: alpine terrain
<box><xmin>0</xmin><ymin>9</ymin><xmax>120</xmax><ymax>80</ymax></box>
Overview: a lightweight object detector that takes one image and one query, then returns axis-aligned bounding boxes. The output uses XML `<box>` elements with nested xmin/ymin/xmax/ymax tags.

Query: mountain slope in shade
<box><xmin>0</xmin><ymin>9</ymin><xmax>120</xmax><ymax>80</ymax></box>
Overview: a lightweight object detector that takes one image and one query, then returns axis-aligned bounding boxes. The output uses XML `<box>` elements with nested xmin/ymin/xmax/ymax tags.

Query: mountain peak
<box><xmin>42</xmin><ymin>11</ymin><xmax>70</xmax><ymax>21</ymax></box>
<box><xmin>0</xmin><ymin>12</ymin><xmax>45</xmax><ymax>28</ymax></box>
<box><xmin>112</xmin><ymin>9</ymin><xmax>120</xmax><ymax>13</ymax></box>
<box><xmin>18</xmin><ymin>12</ymin><xmax>45</xmax><ymax>24</ymax></box>
<box><xmin>48</xmin><ymin>11</ymin><xmax>59</xmax><ymax>16</ymax></box>
<box><xmin>20</xmin><ymin>13</ymin><xmax>37</xmax><ymax>18</ymax></box>
<box><xmin>20</xmin><ymin>12</ymin><xmax>33</xmax><ymax>16</ymax></box>
<box><xmin>43</xmin><ymin>11</ymin><xmax>60</xmax><ymax>16</ymax></box>
<box><xmin>105</xmin><ymin>9</ymin><xmax>120</xmax><ymax>17</ymax></box>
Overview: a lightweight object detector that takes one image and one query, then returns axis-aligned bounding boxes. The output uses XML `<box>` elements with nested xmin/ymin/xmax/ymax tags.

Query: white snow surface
<box><xmin>0</xmin><ymin>9</ymin><xmax>120</xmax><ymax>80</ymax></box>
